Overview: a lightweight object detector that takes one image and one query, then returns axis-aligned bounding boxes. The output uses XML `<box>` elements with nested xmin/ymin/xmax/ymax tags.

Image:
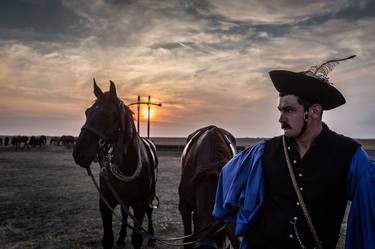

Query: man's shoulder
<box><xmin>222</xmin><ymin>140</ymin><xmax>266</xmax><ymax>172</ymax></box>
<box><xmin>327</xmin><ymin>129</ymin><xmax>360</xmax><ymax>148</ymax></box>
<box><xmin>266</xmin><ymin>135</ymin><xmax>283</xmax><ymax>143</ymax></box>
<box><xmin>261</xmin><ymin>135</ymin><xmax>283</xmax><ymax>150</ymax></box>
<box><xmin>236</xmin><ymin>139</ymin><xmax>267</xmax><ymax>160</ymax></box>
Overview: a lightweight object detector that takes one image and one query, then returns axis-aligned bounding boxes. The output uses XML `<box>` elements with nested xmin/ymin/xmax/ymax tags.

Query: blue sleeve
<box><xmin>213</xmin><ymin>141</ymin><xmax>265</xmax><ymax>237</ymax></box>
<box><xmin>345</xmin><ymin>147</ymin><xmax>375</xmax><ymax>249</ymax></box>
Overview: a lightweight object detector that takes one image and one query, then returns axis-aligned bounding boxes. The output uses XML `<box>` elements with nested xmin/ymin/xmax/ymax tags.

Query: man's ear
<box><xmin>310</xmin><ymin>104</ymin><xmax>322</xmax><ymax>119</ymax></box>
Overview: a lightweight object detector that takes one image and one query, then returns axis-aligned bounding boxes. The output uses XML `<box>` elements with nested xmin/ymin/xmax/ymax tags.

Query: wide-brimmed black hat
<box><xmin>269</xmin><ymin>55</ymin><xmax>356</xmax><ymax>110</ymax></box>
<box><xmin>269</xmin><ymin>70</ymin><xmax>345</xmax><ymax>110</ymax></box>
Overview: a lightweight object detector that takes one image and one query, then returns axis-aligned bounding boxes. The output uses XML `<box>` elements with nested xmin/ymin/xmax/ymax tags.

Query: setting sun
<box><xmin>143</xmin><ymin>107</ymin><xmax>155</xmax><ymax>119</ymax></box>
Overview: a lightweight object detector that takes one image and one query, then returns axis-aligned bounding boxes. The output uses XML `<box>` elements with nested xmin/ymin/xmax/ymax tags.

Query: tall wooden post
<box><xmin>147</xmin><ymin>96</ymin><xmax>151</xmax><ymax>138</ymax></box>
<box><xmin>137</xmin><ymin>96</ymin><xmax>140</xmax><ymax>133</ymax></box>
<box><xmin>129</xmin><ymin>96</ymin><xmax>161</xmax><ymax>138</ymax></box>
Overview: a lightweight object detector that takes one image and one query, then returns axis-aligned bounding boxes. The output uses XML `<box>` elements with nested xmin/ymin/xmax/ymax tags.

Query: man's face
<box><xmin>278</xmin><ymin>94</ymin><xmax>305</xmax><ymax>138</ymax></box>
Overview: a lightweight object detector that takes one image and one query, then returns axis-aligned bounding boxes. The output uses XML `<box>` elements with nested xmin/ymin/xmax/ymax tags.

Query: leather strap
<box><xmin>282</xmin><ymin>136</ymin><xmax>322</xmax><ymax>249</ymax></box>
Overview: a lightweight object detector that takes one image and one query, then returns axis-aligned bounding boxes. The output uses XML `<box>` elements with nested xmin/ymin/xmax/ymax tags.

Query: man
<box><xmin>213</xmin><ymin>56</ymin><xmax>374</xmax><ymax>249</ymax></box>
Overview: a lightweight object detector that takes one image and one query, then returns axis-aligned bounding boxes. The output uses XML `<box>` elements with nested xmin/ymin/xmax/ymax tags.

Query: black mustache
<box><xmin>281</xmin><ymin>122</ymin><xmax>291</xmax><ymax>129</ymax></box>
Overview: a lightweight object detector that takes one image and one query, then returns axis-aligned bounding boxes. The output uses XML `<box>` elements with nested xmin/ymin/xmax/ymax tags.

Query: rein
<box><xmin>108</xmin><ymin>138</ymin><xmax>143</xmax><ymax>182</ymax></box>
<box><xmin>87</xmin><ymin>156</ymin><xmax>227</xmax><ymax>246</ymax></box>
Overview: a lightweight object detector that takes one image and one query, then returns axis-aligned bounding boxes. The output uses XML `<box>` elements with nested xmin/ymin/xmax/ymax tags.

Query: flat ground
<box><xmin>0</xmin><ymin>141</ymin><xmax>374</xmax><ymax>249</ymax></box>
<box><xmin>0</xmin><ymin>146</ymin><xmax>184</xmax><ymax>249</ymax></box>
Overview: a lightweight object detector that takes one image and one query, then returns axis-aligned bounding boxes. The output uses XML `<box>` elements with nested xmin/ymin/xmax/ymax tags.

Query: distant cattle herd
<box><xmin>0</xmin><ymin>135</ymin><xmax>76</xmax><ymax>150</ymax></box>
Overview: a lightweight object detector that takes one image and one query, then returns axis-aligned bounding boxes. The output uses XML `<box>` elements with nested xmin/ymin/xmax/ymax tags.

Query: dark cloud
<box><xmin>182</xmin><ymin>0</ymin><xmax>213</xmax><ymax>16</ymax></box>
<box><xmin>105</xmin><ymin>0</ymin><xmax>134</xmax><ymax>5</ymax></box>
<box><xmin>335</xmin><ymin>0</ymin><xmax>375</xmax><ymax>20</ymax></box>
<box><xmin>0</xmin><ymin>0</ymin><xmax>89</xmax><ymax>42</ymax></box>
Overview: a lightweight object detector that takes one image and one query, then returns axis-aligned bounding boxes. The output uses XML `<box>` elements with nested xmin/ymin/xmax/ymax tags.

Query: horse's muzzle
<box><xmin>72</xmin><ymin>149</ymin><xmax>92</xmax><ymax>169</ymax></box>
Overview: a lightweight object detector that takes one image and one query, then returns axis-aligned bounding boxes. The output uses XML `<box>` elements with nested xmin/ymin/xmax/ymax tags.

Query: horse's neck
<box><xmin>117</xmin><ymin>133</ymin><xmax>141</xmax><ymax>173</ymax></box>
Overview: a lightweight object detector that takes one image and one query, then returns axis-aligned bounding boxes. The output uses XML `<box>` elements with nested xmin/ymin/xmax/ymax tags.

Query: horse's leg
<box><xmin>131</xmin><ymin>206</ymin><xmax>146</xmax><ymax>249</ymax></box>
<box><xmin>179</xmin><ymin>202</ymin><xmax>193</xmax><ymax>249</ymax></box>
<box><xmin>194</xmin><ymin>177</ymin><xmax>224</xmax><ymax>249</ymax></box>
<box><xmin>146</xmin><ymin>206</ymin><xmax>156</xmax><ymax>248</ymax></box>
<box><xmin>225</xmin><ymin>224</ymin><xmax>240</xmax><ymax>249</ymax></box>
<box><xmin>100</xmin><ymin>198</ymin><xmax>116</xmax><ymax>249</ymax></box>
<box><xmin>117</xmin><ymin>204</ymin><xmax>129</xmax><ymax>247</ymax></box>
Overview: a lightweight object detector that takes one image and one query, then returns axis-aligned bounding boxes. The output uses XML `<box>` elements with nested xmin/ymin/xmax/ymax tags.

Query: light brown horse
<box><xmin>179</xmin><ymin>125</ymin><xmax>239</xmax><ymax>249</ymax></box>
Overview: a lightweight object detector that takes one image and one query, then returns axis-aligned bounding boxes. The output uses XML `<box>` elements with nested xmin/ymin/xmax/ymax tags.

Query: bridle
<box><xmin>81</xmin><ymin>124</ymin><xmax>109</xmax><ymax>141</ymax></box>
<box><xmin>81</xmin><ymin>100</ymin><xmax>228</xmax><ymax>247</ymax></box>
<box><xmin>81</xmin><ymin>100</ymin><xmax>126</xmax><ymax>144</ymax></box>
<box><xmin>82</xmin><ymin>100</ymin><xmax>143</xmax><ymax>182</ymax></box>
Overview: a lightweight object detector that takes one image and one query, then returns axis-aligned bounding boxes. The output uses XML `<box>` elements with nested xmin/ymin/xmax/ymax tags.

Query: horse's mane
<box><xmin>122</xmin><ymin>103</ymin><xmax>137</xmax><ymax>140</ymax></box>
<box><xmin>113</xmin><ymin>100</ymin><xmax>138</xmax><ymax>166</ymax></box>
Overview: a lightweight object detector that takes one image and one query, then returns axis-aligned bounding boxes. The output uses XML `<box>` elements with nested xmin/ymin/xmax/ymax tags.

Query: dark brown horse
<box><xmin>73</xmin><ymin>79</ymin><xmax>158</xmax><ymax>249</ymax></box>
<box><xmin>179</xmin><ymin>125</ymin><xmax>239</xmax><ymax>249</ymax></box>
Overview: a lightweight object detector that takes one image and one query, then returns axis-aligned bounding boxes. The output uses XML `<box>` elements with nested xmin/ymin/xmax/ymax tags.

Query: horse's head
<box><xmin>73</xmin><ymin>79</ymin><xmax>133</xmax><ymax>168</ymax></box>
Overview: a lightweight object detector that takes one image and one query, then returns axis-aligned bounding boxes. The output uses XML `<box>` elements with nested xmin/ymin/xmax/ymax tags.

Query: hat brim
<box><xmin>269</xmin><ymin>70</ymin><xmax>345</xmax><ymax>110</ymax></box>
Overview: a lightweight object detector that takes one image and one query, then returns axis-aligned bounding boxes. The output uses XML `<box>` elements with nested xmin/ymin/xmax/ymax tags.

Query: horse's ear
<box><xmin>109</xmin><ymin>80</ymin><xmax>117</xmax><ymax>98</ymax></box>
<box><xmin>93</xmin><ymin>78</ymin><xmax>103</xmax><ymax>98</ymax></box>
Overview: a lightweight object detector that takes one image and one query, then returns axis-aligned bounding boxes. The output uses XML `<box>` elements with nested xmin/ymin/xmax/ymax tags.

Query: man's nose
<box><xmin>279</xmin><ymin>112</ymin><xmax>286</xmax><ymax>123</ymax></box>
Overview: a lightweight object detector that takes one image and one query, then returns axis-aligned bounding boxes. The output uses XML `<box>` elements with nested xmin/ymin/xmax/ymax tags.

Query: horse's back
<box><xmin>141</xmin><ymin>137</ymin><xmax>158</xmax><ymax>170</ymax></box>
<box><xmin>179</xmin><ymin>126</ymin><xmax>235</xmax><ymax>207</ymax></box>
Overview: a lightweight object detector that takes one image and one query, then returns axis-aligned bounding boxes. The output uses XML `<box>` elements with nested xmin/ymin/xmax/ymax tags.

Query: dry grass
<box><xmin>1</xmin><ymin>140</ymin><xmax>373</xmax><ymax>249</ymax></box>
<box><xmin>0</xmin><ymin>147</ymin><xmax>184</xmax><ymax>249</ymax></box>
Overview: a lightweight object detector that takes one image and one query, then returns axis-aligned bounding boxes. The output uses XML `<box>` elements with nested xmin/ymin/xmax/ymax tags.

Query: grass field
<box><xmin>0</xmin><ymin>146</ymin><xmax>184</xmax><ymax>249</ymax></box>
<box><xmin>1</xmin><ymin>139</ymin><xmax>374</xmax><ymax>249</ymax></box>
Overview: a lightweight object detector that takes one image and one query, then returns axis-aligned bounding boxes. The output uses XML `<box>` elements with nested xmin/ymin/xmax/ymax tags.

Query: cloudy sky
<box><xmin>0</xmin><ymin>0</ymin><xmax>374</xmax><ymax>138</ymax></box>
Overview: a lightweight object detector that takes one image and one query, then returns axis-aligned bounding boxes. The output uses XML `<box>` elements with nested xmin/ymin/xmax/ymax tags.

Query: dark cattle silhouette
<box><xmin>179</xmin><ymin>125</ymin><xmax>239</xmax><ymax>249</ymax></box>
<box><xmin>4</xmin><ymin>137</ymin><xmax>9</xmax><ymax>146</ymax></box>
<box><xmin>73</xmin><ymin>79</ymin><xmax>158</xmax><ymax>249</ymax></box>
<box><xmin>50</xmin><ymin>136</ymin><xmax>60</xmax><ymax>145</ymax></box>
<box><xmin>28</xmin><ymin>136</ymin><xmax>47</xmax><ymax>147</ymax></box>
<box><xmin>58</xmin><ymin>135</ymin><xmax>75</xmax><ymax>146</ymax></box>
<box><xmin>11</xmin><ymin>136</ymin><xmax>29</xmax><ymax>150</ymax></box>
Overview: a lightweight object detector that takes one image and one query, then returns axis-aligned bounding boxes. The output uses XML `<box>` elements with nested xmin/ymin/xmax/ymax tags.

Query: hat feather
<box><xmin>304</xmin><ymin>55</ymin><xmax>356</xmax><ymax>83</ymax></box>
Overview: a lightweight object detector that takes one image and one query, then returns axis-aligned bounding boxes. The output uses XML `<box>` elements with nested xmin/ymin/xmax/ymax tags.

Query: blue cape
<box><xmin>346</xmin><ymin>147</ymin><xmax>375</xmax><ymax>249</ymax></box>
<box><xmin>213</xmin><ymin>141</ymin><xmax>265</xmax><ymax>249</ymax></box>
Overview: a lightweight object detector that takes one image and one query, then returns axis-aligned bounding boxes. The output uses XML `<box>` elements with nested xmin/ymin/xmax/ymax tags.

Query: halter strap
<box><xmin>81</xmin><ymin>124</ymin><xmax>107</xmax><ymax>140</ymax></box>
<box><xmin>108</xmin><ymin>139</ymin><xmax>143</xmax><ymax>182</ymax></box>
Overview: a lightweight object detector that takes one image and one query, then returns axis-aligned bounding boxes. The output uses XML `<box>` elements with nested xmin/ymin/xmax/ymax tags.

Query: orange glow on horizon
<box><xmin>129</xmin><ymin>103</ymin><xmax>164</xmax><ymax>122</ymax></box>
<box><xmin>142</xmin><ymin>107</ymin><xmax>155</xmax><ymax>120</ymax></box>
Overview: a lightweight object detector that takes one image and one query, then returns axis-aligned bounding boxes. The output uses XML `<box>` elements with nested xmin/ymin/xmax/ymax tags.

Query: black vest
<box><xmin>245</xmin><ymin>124</ymin><xmax>359</xmax><ymax>249</ymax></box>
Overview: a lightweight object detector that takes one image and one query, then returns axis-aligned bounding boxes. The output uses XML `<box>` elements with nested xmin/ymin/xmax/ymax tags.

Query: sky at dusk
<box><xmin>0</xmin><ymin>0</ymin><xmax>374</xmax><ymax>138</ymax></box>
